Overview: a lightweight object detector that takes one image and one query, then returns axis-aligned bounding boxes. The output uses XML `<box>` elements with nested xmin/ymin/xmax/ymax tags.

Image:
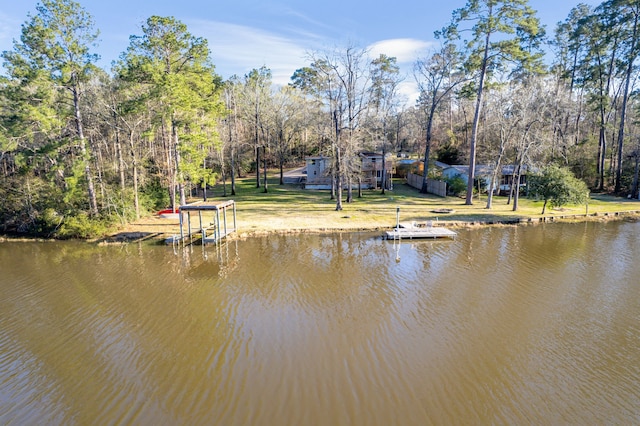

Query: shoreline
<box><xmin>119</xmin><ymin>208</ymin><xmax>640</xmax><ymax>244</ymax></box>
<box><xmin>2</xmin><ymin>207</ymin><xmax>640</xmax><ymax>245</ymax></box>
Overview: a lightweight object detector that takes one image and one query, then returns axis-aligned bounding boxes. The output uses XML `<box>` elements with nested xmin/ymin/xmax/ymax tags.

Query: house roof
<box><xmin>443</xmin><ymin>164</ymin><xmax>532</xmax><ymax>176</ymax></box>
<box><xmin>359</xmin><ymin>151</ymin><xmax>392</xmax><ymax>158</ymax></box>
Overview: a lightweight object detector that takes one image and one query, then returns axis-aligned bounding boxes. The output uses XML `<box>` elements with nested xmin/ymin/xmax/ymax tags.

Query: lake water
<box><xmin>1</xmin><ymin>221</ymin><xmax>639</xmax><ymax>425</ymax></box>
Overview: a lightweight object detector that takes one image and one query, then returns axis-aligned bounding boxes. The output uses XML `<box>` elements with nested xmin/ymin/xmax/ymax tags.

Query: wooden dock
<box><xmin>385</xmin><ymin>222</ymin><xmax>457</xmax><ymax>240</ymax></box>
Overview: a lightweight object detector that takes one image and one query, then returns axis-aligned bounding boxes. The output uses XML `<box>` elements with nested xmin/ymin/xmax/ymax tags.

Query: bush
<box><xmin>56</xmin><ymin>212</ymin><xmax>109</xmax><ymax>239</ymax></box>
<box><xmin>139</xmin><ymin>180</ymin><xmax>170</xmax><ymax>212</ymax></box>
<box><xmin>528</xmin><ymin>165</ymin><xmax>589</xmax><ymax>214</ymax></box>
<box><xmin>445</xmin><ymin>175</ymin><xmax>467</xmax><ymax>197</ymax></box>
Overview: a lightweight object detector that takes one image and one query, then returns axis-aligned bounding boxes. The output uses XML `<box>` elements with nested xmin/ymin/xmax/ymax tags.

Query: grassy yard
<box><xmin>120</xmin><ymin>173</ymin><xmax>640</xmax><ymax>238</ymax></box>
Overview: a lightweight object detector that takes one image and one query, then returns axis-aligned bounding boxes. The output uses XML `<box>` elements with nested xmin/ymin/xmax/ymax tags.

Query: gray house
<box><xmin>441</xmin><ymin>164</ymin><xmax>528</xmax><ymax>194</ymax></box>
<box><xmin>303</xmin><ymin>152</ymin><xmax>393</xmax><ymax>190</ymax></box>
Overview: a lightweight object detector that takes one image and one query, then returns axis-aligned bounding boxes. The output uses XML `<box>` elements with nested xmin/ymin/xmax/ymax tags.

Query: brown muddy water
<box><xmin>1</xmin><ymin>221</ymin><xmax>639</xmax><ymax>425</ymax></box>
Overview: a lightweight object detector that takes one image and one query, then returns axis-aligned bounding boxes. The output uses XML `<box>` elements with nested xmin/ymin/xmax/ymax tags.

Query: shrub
<box><xmin>528</xmin><ymin>165</ymin><xmax>589</xmax><ymax>214</ymax></box>
<box><xmin>445</xmin><ymin>175</ymin><xmax>466</xmax><ymax>197</ymax></box>
<box><xmin>56</xmin><ymin>212</ymin><xmax>109</xmax><ymax>239</ymax></box>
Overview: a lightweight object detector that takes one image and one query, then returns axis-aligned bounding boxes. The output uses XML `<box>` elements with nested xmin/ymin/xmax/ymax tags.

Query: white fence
<box><xmin>406</xmin><ymin>173</ymin><xmax>447</xmax><ymax>197</ymax></box>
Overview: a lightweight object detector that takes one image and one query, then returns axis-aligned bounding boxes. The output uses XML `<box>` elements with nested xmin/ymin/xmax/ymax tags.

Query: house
<box><xmin>441</xmin><ymin>164</ymin><xmax>529</xmax><ymax>194</ymax></box>
<box><xmin>497</xmin><ymin>165</ymin><xmax>530</xmax><ymax>193</ymax></box>
<box><xmin>415</xmin><ymin>160</ymin><xmax>451</xmax><ymax>176</ymax></box>
<box><xmin>303</xmin><ymin>152</ymin><xmax>393</xmax><ymax>190</ymax></box>
<box><xmin>304</xmin><ymin>156</ymin><xmax>331</xmax><ymax>189</ymax></box>
<box><xmin>358</xmin><ymin>152</ymin><xmax>393</xmax><ymax>190</ymax></box>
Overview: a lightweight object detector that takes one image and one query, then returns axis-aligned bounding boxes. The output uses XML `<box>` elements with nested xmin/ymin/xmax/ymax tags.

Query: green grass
<box><xmin>190</xmin><ymin>174</ymin><xmax>640</xmax><ymax>233</ymax></box>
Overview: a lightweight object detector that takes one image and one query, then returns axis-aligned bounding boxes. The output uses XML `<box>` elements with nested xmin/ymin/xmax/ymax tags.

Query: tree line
<box><xmin>1</xmin><ymin>0</ymin><xmax>639</xmax><ymax>237</ymax></box>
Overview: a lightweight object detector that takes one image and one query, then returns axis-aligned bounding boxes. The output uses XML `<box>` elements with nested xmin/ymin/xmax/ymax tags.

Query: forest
<box><xmin>1</xmin><ymin>0</ymin><xmax>640</xmax><ymax>238</ymax></box>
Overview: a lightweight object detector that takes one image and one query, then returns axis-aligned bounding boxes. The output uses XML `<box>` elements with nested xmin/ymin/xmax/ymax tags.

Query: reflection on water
<box><xmin>1</xmin><ymin>221</ymin><xmax>640</xmax><ymax>425</ymax></box>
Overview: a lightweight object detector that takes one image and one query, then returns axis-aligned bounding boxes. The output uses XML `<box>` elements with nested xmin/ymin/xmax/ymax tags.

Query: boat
<box><xmin>157</xmin><ymin>208</ymin><xmax>180</xmax><ymax>219</ymax></box>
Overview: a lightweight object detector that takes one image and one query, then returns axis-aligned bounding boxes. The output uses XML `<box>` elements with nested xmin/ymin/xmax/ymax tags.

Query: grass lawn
<box><xmin>121</xmin><ymin>173</ymin><xmax>640</xmax><ymax>238</ymax></box>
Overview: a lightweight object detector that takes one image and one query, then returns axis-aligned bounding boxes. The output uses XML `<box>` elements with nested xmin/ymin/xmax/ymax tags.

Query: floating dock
<box><xmin>385</xmin><ymin>222</ymin><xmax>457</xmax><ymax>240</ymax></box>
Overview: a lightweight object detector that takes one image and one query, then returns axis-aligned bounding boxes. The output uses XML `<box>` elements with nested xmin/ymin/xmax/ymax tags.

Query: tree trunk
<box><xmin>331</xmin><ymin>168</ymin><xmax>336</xmax><ymax>200</ymax></box>
<box><xmin>255</xmin><ymin>144</ymin><xmax>261</xmax><ymax>188</ymax></box>
<box><xmin>512</xmin><ymin>166</ymin><xmax>523</xmax><ymax>211</ymax></box>
<box><xmin>486</xmin><ymin>138</ymin><xmax>506</xmax><ymax>209</ymax></box>
<box><xmin>172</xmin><ymin>121</ymin><xmax>186</xmax><ymax>206</ymax></box>
<box><xmin>381</xmin><ymin>122</ymin><xmax>387</xmax><ymax>195</ymax></box>
<box><xmin>598</xmin><ymin>125</ymin><xmax>606</xmax><ymax>190</ymax></box>
<box><xmin>632</xmin><ymin>154</ymin><xmax>639</xmax><ymax>199</ymax></box>
<box><xmin>129</xmin><ymin>130</ymin><xmax>140</xmax><ymax>219</ymax></box>
<box><xmin>163</xmin><ymin>121</ymin><xmax>176</xmax><ymax>211</ymax></box>
<box><xmin>615</xmin><ymin>11</ymin><xmax>639</xmax><ymax>193</ymax></box>
<box><xmin>230</xmin><ymin>148</ymin><xmax>236</xmax><ymax>196</ymax></box>
<box><xmin>335</xmin><ymin>146</ymin><xmax>343</xmax><ymax>210</ymax></box>
<box><xmin>512</xmin><ymin>146</ymin><xmax>527</xmax><ymax>211</ymax></box>
<box><xmin>466</xmin><ymin>22</ymin><xmax>492</xmax><ymax>205</ymax></box>
<box><xmin>421</xmin><ymin>104</ymin><xmax>436</xmax><ymax>194</ymax></box>
<box><xmin>263</xmin><ymin>146</ymin><xmax>268</xmax><ymax>193</ymax></box>
<box><xmin>381</xmin><ymin>157</ymin><xmax>386</xmax><ymax>194</ymax></box>
<box><xmin>113</xmin><ymin>110</ymin><xmax>126</xmax><ymax>195</ymax></box>
<box><xmin>279</xmin><ymin>156</ymin><xmax>284</xmax><ymax>185</ymax></box>
<box><xmin>72</xmin><ymin>86</ymin><xmax>98</xmax><ymax>216</ymax></box>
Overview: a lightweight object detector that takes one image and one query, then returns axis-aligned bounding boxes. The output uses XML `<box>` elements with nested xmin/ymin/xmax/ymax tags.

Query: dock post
<box><xmin>199</xmin><ymin>210</ymin><xmax>204</xmax><ymax>243</ymax></box>
<box><xmin>187</xmin><ymin>212</ymin><xmax>192</xmax><ymax>244</ymax></box>
<box><xmin>223</xmin><ymin>205</ymin><xmax>228</xmax><ymax>239</ymax></box>
<box><xmin>216</xmin><ymin>209</ymin><xmax>221</xmax><ymax>242</ymax></box>
<box><xmin>179</xmin><ymin>209</ymin><xmax>184</xmax><ymax>244</ymax></box>
<box><xmin>233</xmin><ymin>202</ymin><xmax>237</xmax><ymax>232</ymax></box>
<box><xmin>396</xmin><ymin>207</ymin><xmax>400</xmax><ymax>229</ymax></box>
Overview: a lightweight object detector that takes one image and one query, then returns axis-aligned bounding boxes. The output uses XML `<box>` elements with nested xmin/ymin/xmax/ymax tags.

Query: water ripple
<box><xmin>1</xmin><ymin>225</ymin><xmax>640</xmax><ymax>424</ymax></box>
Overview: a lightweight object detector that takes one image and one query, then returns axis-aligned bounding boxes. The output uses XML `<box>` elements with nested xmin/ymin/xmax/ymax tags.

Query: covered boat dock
<box><xmin>174</xmin><ymin>200</ymin><xmax>236</xmax><ymax>245</ymax></box>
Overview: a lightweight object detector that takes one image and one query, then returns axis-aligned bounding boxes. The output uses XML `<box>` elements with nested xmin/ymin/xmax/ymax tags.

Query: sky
<box><xmin>1</xmin><ymin>0</ymin><xmax>602</xmax><ymax>101</ymax></box>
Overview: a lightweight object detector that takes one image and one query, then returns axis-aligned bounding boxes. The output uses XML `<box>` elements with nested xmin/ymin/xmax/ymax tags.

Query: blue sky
<box><xmin>1</xmin><ymin>0</ymin><xmax>600</xmax><ymax>100</ymax></box>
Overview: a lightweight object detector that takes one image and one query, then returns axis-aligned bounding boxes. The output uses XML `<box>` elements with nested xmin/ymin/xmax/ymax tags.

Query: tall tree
<box><xmin>414</xmin><ymin>43</ymin><xmax>466</xmax><ymax>194</ymax></box>
<box><xmin>550</xmin><ymin>4</ymin><xmax>592</xmax><ymax>161</ymax></box>
<box><xmin>369</xmin><ymin>54</ymin><xmax>401</xmax><ymax>194</ymax></box>
<box><xmin>604</xmin><ymin>0</ymin><xmax>640</xmax><ymax>193</ymax></box>
<box><xmin>482</xmin><ymin>82</ymin><xmax>515</xmax><ymax>209</ymax></box>
<box><xmin>241</xmin><ymin>67</ymin><xmax>272</xmax><ymax>189</ymax></box>
<box><xmin>439</xmin><ymin>0</ymin><xmax>546</xmax><ymax>205</ymax></box>
<box><xmin>575</xmin><ymin>7</ymin><xmax>622</xmax><ymax>190</ymax></box>
<box><xmin>308</xmin><ymin>46</ymin><xmax>371</xmax><ymax>210</ymax></box>
<box><xmin>271</xmin><ymin>85</ymin><xmax>302</xmax><ymax>185</ymax></box>
<box><xmin>2</xmin><ymin>0</ymin><xmax>100</xmax><ymax>215</ymax></box>
<box><xmin>222</xmin><ymin>78</ymin><xmax>242</xmax><ymax>196</ymax></box>
<box><xmin>509</xmin><ymin>78</ymin><xmax>552</xmax><ymax>211</ymax></box>
<box><xmin>116</xmin><ymin>16</ymin><xmax>223</xmax><ymax>209</ymax></box>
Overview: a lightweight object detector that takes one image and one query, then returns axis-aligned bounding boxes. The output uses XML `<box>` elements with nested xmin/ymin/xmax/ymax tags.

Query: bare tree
<box><xmin>414</xmin><ymin>43</ymin><xmax>467</xmax><ymax>194</ymax></box>
<box><xmin>307</xmin><ymin>45</ymin><xmax>371</xmax><ymax>210</ymax></box>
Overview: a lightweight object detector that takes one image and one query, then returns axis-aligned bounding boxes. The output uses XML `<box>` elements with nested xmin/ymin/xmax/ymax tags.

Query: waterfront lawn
<box><xmin>194</xmin><ymin>175</ymin><xmax>640</xmax><ymax>233</ymax></box>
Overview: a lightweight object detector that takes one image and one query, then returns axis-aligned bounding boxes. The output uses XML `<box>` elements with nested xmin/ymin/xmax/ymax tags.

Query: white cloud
<box><xmin>367</xmin><ymin>38</ymin><xmax>435</xmax><ymax>64</ymax></box>
<box><xmin>367</xmin><ymin>39</ymin><xmax>436</xmax><ymax>105</ymax></box>
<box><xmin>187</xmin><ymin>20</ymin><xmax>314</xmax><ymax>85</ymax></box>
